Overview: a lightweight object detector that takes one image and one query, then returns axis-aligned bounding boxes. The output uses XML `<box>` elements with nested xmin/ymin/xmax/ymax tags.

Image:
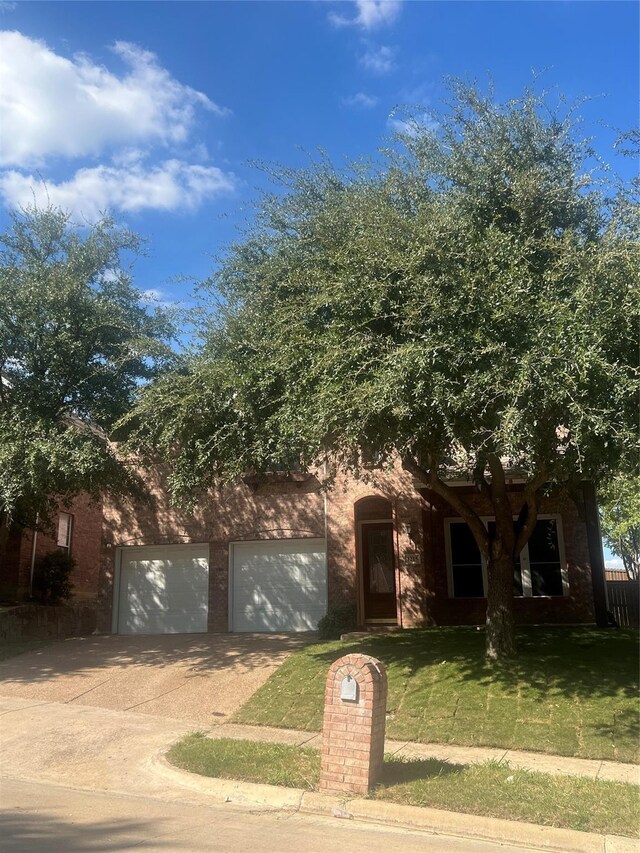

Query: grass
<box><xmin>234</xmin><ymin>627</ymin><xmax>640</xmax><ymax>764</ymax></box>
<box><xmin>0</xmin><ymin>638</ymin><xmax>53</xmax><ymax>661</ymax></box>
<box><xmin>167</xmin><ymin>734</ymin><xmax>319</xmax><ymax>789</ymax></box>
<box><xmin>167</xmin><ymin>735</ymin><xmax>640</xmax><ymax>838</ymax></box>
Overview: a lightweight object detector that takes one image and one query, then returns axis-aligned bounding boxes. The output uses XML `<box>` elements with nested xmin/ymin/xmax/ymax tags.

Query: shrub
<box><xmin>33</xmin><ymin>551</ymin><xmax>75</xmax><ymax>604</ymax></box>
<box><xmin>317</xmin><ymin>604</ymin><xmax>358</xmax><ymax>640</ymax></box>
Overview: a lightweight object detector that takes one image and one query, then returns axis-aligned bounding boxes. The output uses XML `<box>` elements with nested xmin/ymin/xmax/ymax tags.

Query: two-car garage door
<box><xmin>115</xmin><ymin>538</ymin><xmax>327</xmax><ymax>634</ymax></box>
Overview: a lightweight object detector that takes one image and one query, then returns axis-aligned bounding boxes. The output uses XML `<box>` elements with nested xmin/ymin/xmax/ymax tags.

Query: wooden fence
<box><xmin>607</xmin><ymin>580</ymin><xmax>640</xmax><ymax>628</ymax></box>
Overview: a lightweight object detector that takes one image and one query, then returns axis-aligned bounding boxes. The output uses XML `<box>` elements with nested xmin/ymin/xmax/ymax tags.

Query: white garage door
<box><xmin>231</xmin><ymin>538</ymin><xmax>327</xmax><ymax>632</ymax></box>
<box><xmin>116</xmin><ymin>544</ymin><xmax>209</xmax><ymax>634</ymax></box>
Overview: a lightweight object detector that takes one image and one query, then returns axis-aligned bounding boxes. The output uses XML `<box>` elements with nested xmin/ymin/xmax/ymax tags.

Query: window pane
<box><xmin>449</xmin><ymin>522</ymin><xmax>484</xmax><ymax>598</ymax></box>
<box><xmin>513</xmin><ymin>563</ymin><xmax>524</xmax><ymax>596</ymax></box>
<box><xmin>451</xmin><ymin>522</ymin><xmax>481</xmax><ymax>565</ymax></box>
<box><xmin>367</xmin><ymin>528</ymin><xmax>394</xmax><ymax>593</ymax></box>
<box><xmin>57</xmin><ymin>513</ymin><xmax>71</xmax><ymax>548</ymax></box>
<box><xmin>453</xmin><ymin>565</ymin><xmax>485</xmax><ymax>597</ymax></box>
<box><xmin>528</xmin><ymin>519</ymin><xmax>560</xmax><ymax>562</ymax></box>
<box><xmin>528</xmin><ymin>520</ymin><xmax>563</xmax><ymax>596</ymax></box>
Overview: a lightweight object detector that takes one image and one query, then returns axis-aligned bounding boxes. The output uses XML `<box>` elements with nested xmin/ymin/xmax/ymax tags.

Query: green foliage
<box><xmin>129</xmin><ymin>83</ymin><xmax>637</xmax><ymax>498</ymax></box>
<box><xmin>317</xmin><ymin>603</ymin><xmax>358</xmax><ymax>639</ymax></box>
<box><xmin>32</xmin><ymin>550</ymin><xmax>75</xmax><ymax>604</ymax></box>
<box><xmin>599</xmin><ymin>471</ymin><xmax>640</xmax><ymax>580</ymax></box>
<box><xmin>126</xmin><ymin>82</ymin><xmax>638</xmax><ymax>657</ymax></box>
<box><xmin>0</xmin><ymin>206</ymin><xmax>175</xmax><ymax>529</ymax></box>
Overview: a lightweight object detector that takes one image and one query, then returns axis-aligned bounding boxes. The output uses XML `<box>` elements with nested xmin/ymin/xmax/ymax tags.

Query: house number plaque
<box><xmin>340</xmin><ymin>675</ymin><xmax>358</xmax><ymax>702</ymax></box>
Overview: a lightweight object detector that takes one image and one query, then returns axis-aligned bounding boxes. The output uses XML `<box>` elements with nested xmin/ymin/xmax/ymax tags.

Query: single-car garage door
<box><xmin>116</xmin><ymin>544</ymin><xmax>209</xmax><ymax>634</ymax></box>
<box><xmin>231</xmin><ymin>538</ymin><xmax>327</xmax><ymax>632</ymax></box>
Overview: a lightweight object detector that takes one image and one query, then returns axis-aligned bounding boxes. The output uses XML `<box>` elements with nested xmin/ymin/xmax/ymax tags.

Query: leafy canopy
<box><xmin>0</xmin><ymin>206</ymin><xmax>175</xmax><ymax>527</ymax></box>
<box><xmin>599</xmin><ymin>471</ymin><xmax>640</xmax><ymax>581</ymax></box>
<box><xmin>129</xmin><ymin>83</ymin><xmax>637</xmax><ymax>504</ymax></box>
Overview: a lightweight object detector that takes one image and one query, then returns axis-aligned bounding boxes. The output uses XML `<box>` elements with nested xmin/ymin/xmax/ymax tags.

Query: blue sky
<box><xmin>0</xmin><ymin>1</ymin><xmax>637</xmax><ymax>564</ymax></box>
<box><xmin>1</xmin><ymin>1</ymin><xmax>637</xmax><ymax>299</ymax></box>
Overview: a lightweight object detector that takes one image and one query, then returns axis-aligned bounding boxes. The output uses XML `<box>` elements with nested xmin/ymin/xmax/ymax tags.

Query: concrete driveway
<box><xmin>0</xmin><ymin>633</ymin><xmax>309</xmax><ymax>726</ymax></box>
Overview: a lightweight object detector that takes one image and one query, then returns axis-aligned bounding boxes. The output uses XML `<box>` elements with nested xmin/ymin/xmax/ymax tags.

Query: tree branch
<box><xmin>403</xmin><ymin>454</ymin><xmax>490</xmax><ymax>557</ymax></box>
<box><xmin>487</xmin><ymin>453</ymin><xmax>515</xmax><ymax>554</ymax></box>
<box><xmin>514</xmin><ymin>469</ymin><xmax>547</xmax><ymax>555</ymax></box>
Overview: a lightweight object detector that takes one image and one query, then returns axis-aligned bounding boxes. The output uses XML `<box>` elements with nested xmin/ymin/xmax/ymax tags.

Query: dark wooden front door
<box><xmin>361</xmin><ymin>522</ymin><xmax>397</xmax><ymax>621</ymax></box>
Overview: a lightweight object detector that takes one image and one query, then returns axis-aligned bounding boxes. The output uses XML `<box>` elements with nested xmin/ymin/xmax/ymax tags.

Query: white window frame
<box><xmin>445</xmin><ymin>514</ymin><xmax>569</xmax><ymax>599</ymax></box>
<box><xmin>57</xmin><ymin>512</ymin><xmax>73</xmax><ymax>551</ymax></box>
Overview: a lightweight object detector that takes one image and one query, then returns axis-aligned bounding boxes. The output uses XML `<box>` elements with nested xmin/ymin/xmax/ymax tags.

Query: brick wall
<box><xmin>320</xmin><ymin>653</ymin><xmax>387</xmax><ymax>795</ymax></box>
<box><xmin>422</xmin><ymin>486</ymin><xmax>595</xmax><ymax>626</ymax></box>
<box><xmin>95</xmin><ymin>463</ymin><xmax>595</xmax><ymax>633</ymax></box>
<box><xmin>325</xmin><ymin>464</ymin><xmax>427</xmax><ymax>627</ymax></box>
<box><xmin>99</xmin><ymin>467</ymin><xmax>326</xmax><ymax>632</ymax></box>
<box><xmin>2</xmin><ymin>495</ymin><xmax>103</xmax><ymax>603</ymax></box>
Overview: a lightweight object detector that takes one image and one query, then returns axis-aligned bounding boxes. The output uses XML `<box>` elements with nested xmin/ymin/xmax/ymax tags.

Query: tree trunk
<box><xmin>485</xmin><ymin>551</ymin><xmax>516</xmax><ymax>660</ymax></box>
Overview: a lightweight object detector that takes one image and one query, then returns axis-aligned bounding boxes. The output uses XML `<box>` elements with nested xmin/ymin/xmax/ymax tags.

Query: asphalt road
<box><xmin>0</xmin><ymin>778</ymin><xmax>546</xmax><ymax>853</ymax></box>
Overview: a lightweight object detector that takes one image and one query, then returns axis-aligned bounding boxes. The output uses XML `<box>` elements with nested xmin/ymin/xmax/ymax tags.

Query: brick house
<box><xmin>1</xmin><ymin>464</ymin><xmax>608</xmax><ymax>634</ymax></box>
<box><xmin>1</xmin><ymin>493</ymin><xmax>103</xmax><ymax>605</ymax></box>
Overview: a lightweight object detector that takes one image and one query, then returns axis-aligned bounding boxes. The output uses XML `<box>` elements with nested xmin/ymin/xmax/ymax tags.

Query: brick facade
<box><xmin>0</xmin><ymin>494</ymin><xmax>103</xmax><ymax>604</ymax></box>
<box><xmin>422</xmin><ymin>486</ymin><xmax>596</xmax><ymax>626</ymax></box>
<box><xmin>2</xmin><ymin>464</ymin><xmax>601</xmax><ymax>631</ymax></box>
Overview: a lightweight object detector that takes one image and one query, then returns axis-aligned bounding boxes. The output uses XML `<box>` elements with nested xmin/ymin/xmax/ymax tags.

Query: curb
<box><xmin>154</xmin><ymin>755</ymin><xmax>639</xmax><ymax>853</ymax></box>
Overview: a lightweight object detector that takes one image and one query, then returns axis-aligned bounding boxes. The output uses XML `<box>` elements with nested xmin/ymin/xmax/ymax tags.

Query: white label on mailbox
<box><xmin>340</xmin><ymin>675</ymin><xmax>358</xmax><ymax>702</ymax></box>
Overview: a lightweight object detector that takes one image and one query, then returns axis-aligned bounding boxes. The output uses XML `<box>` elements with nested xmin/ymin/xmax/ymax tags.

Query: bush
<box><xmin>317</xmin><ymin>604</ymin><xmax>358</xmax><ymax>640</ymax></box>
<box><xmin>33</xmin><ymin>551</ymin><xmax>75</xmax><ymax>604</ymax></box>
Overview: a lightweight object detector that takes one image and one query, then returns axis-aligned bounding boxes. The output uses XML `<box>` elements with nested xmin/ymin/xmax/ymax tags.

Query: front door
<box><xmin>361</xmin><ymin>522</ymin><xmax>397</xmax><ymax>621</ymax></box>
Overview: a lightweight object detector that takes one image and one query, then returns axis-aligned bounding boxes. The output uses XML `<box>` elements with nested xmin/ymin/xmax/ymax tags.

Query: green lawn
<box><xmin>234</xmin><ymin>627</ymin><xmax>640</xmax><ymax>764</ymax></box>
<box><xmin>167</xmin><ymin>734</ymin><xmax>639</xmax><ymax>838</ymax></box>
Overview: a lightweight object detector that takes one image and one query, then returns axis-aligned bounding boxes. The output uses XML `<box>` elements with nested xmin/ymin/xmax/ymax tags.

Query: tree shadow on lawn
<box><xmin>380</xmin><ymin>757</ymin><xmax>465</xmax><ymax>786</ymax></box>
<box><xmin>589</xmin><ymin>707</ymin><xmax>640</xmax><ymax>752</ymax></box>
<box><xmin>308</xmin><ymin>627</ymin><xmax>639</xmax><ymax>702</ymax></box>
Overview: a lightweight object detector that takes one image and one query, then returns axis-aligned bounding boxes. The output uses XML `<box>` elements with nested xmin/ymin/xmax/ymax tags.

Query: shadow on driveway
<box><xmin>0</xmin><ymin>633</ymin><xmax>311</xmax><ymax>725</ymax></box>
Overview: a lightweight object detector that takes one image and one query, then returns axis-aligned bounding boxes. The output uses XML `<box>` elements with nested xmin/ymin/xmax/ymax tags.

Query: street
<box><xmin>1</xmin><ymin>777</ymin><xmax>545</xmax><ymax>853</ymax></box>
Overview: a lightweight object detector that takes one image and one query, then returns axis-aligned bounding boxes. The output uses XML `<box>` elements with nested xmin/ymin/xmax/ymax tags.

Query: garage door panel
<box><xmin>232</xmin><ymin>539</ymin><xmax>327</xmax><ymax>632</ymax></box>
<box><xmin>117</xmin><ymin>546</ymin><xmax>209</xmax><ymax>635</ymax></box>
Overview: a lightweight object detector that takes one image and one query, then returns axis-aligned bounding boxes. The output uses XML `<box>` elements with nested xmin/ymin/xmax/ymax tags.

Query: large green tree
<box><xmin>0</xmin><ymin>206</ymin><xmax>174</xmax><ymax>551</ymax></box>
<box><xmin>128</xmin><ymin>84</ymin><xmax>638</xmax><ymax>659</ymax></box>
<box><xmin>599</xmin><ymin>471</ymin><xmax>640</xmax><ymax>581</ymax></box>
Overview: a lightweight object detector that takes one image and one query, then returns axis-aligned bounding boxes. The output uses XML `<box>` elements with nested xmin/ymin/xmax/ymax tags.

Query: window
<box><xmin>527</xmin><ymin>519</ymin><xmax>564</xmax><ymax>596</ymax></box>
<box><xmin>57</xmin><ymin>512</ymin><xmax>72</xmax><ymax>550</ymax></box>
<box><xmin>448</xmin><ymin>522</ymin><xmax>485</xmax><ymax>597</ymax></box>
<box><xmin>445</xmin><ymin>516</ymin><xmax>567</xmax><ymax>599</ymax></box>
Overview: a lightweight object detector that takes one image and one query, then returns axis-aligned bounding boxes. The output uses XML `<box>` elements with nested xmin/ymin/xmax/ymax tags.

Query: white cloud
<box><xmin>329</xmin><ymin>1</ymin><xmax>402</xmax><ymax>30</ymax></box>
<box><xmin>342</xmin><ymin>92</ymin><xmax>379</xmax><ymax>109</ymax></box>
<box><xmin>388</xmin><ymin>111</ymin><xmax>439</xmax><ymax>137</ymax></box>
<box><xmin>359</xmin><ymin>44</ymin><xmax>396</xmax><ymax>74</ymax></box>
<box><xmin>0</xmin><ymin>160</ymin><xmax>235</xmax><ymax>221</ymax></box>
<box><xmin>605</xmin><ymin>555</ymin><xmax>625</xmax><ymax>570</ymax></box>
<box><xmin>399</xmin><ymin>81</ymin><xmax>435</xmax><ymax>105</ymax></box>
<box><xmin>141</xmin><ymin>288</ymin><xmax>176</xmax><ymax>309</ymax></box>
<box><xmin>0</xmin><ymin>32</ymin><xmax>228</xmax><ymax>168</ymax></box>
<box><xmin>142</xmin><ymin>288</ymin><xmax>165</xmax><ymax>301</ymax></box>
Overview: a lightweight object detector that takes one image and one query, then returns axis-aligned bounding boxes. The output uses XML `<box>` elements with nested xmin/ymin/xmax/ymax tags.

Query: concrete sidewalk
<box><xmin>210</xmin><ymin>721</ymin><xmax>640</xmax><ymax>786</ymax></box>
<box><xmin>0</xmin><ymin>696</ymin><xmax>637</xmax><ymax>853</ymax></box>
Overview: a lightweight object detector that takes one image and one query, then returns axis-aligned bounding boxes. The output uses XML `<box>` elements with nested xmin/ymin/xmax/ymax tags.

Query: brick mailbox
<box><xmin>319</xmin><ymin>653</ymin><xmax>388</xmax><ymax>796</ymax></box>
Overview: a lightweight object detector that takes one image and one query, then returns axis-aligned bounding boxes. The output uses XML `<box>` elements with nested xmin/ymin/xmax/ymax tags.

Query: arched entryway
<box><xmin>355</xmin><ymin>496</ymin><xmax>398</xmax><ymax>624</ymax></box>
